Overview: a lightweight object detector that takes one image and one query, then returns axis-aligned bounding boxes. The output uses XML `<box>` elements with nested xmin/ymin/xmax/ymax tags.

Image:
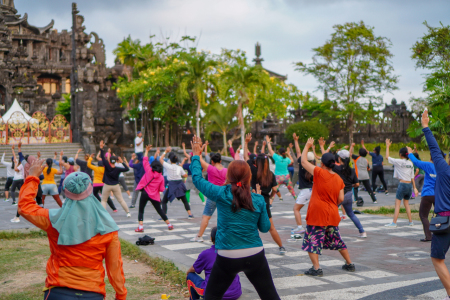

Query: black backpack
<box><xmin>356</xmin><ymin>197</ymin><xmax>364</xmax><ymax>207</ymax></box>
<box><xmin>136</xmin><ymin>235</ymin><xmax>155</xmax><ymax>246</ymax></box>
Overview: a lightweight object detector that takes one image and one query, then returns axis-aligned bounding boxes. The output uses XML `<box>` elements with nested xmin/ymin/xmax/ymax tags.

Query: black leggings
<box><xmin>420</xmin><ymin>195</ymin><xmax>435</xmax><ymax>240</ymax></box>
<box><xmin>205</xmin><ymin>250</ymin><xmax>279</xmax><ymax>300</ymax></box>
<box><xmin>161</xmin><ymin>190</ymin><xmax>190</xmax><ymax>214</ymax></box>
<box><xmin>354</xmin><ymin>179</ymin><xmax>377</xmax><ymax>202</ymax></box>
<box><xmin>138</xmin><ymin>190</ymin><xmax>168</xmax><ymax>222</ymax></box>
<box><xmin>44</xmin><ymin>287</ymin><xmax>103</xmax><ymax>300</ymax></box>
<box><xmin>11</xmin><ymin>179</ymin><xmax>23</xmax><ymax>203</ymax></box>
<box><xmin>93</xmin><ymin>186</ymin><xmax>117</xmax><ymax>210</ymax></box>
<box><xmin>372</xmin><ymin>165</ymin><xmax>388</xmax><ymax>191</ymax></box>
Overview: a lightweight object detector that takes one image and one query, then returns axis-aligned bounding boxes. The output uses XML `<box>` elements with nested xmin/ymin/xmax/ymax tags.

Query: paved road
<box><xmin>1</xmin><ymin>186</ymin><xmax>447</xmax><ymax>299</ymax></box>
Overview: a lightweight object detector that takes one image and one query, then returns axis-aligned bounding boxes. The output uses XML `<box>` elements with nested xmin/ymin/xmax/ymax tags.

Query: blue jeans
<box><xmin>202</xmin><ymin>198</ymin><xmax>217</xmax><ymax>217</ymax></box>
<box><xmin>288</xmin><ymin>166</ymin><xmax>294</xmax><ymax>181</ymax></box>
<box><xmin>186</xmin><ymin>272</ymin><xmax>204</xmax><ymax>300</ymax></box>
<box><xmin>341</xmin><ymin>191</ymin><xmax>364</xmax><ymax>233</ymax></box>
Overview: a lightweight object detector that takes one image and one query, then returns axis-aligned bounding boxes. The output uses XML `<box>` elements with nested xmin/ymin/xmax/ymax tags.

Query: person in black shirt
<box><xmin>292</xmin><ymin>133</ymin><xmax>315</xmax><ymax>235</ymax></box>
<box><xmin>333</xmin><ymin>150</ymin><xmax>366</xmax><ymax>238</ymax></box>
<box><xmin>244</xmin><ymin>134</ymin><xmax>286</xmax><ymax>255</ymax></box>
<box><xmin>75</xmin><ymin>149</ymin><xmax>93</xmax><ymax>179</ymax></box>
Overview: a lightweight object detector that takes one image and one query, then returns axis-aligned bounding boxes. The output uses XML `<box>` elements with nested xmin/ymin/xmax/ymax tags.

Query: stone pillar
<box><xmin>61</xmin><ymin>77</ymin><xmax>66</xmax><ymax>94</ymax></box>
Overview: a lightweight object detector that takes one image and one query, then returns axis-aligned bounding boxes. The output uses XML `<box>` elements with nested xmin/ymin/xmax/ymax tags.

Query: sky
<box><xmin>15</xmin><ymin>0</ymin><xmax>450</xmax><ymax>107</ymax></box>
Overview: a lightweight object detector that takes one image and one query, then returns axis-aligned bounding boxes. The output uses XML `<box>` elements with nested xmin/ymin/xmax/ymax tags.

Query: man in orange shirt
<box><xmin>300</xmin><ymin>137</ymin><xmax>355</xmax><ymax>277</ymax></box>
<box><xmin>18</xmin><ymin>159</ymin><xmax>127</xmax><ymax>300</ymax></box>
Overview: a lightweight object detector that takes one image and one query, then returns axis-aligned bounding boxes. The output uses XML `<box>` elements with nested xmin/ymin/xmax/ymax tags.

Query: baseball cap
<box><xmin>307</xmin><ymin>152</ymin><xmax>315</xmax><ymax>161</ymax></box>
<box><xmin>337</xmin><ymin>150</ymin><xmax>350</xmax><ymax>159</ymax></box>
<box><xmin>68</xmin><ymin>157</ymin><xmax>75</xmax><ymax>163</ymax></box>
<box><xmin>321</xmin><ymin>152</ymin><xmax>336</xmax><ymax>168</ymax></box>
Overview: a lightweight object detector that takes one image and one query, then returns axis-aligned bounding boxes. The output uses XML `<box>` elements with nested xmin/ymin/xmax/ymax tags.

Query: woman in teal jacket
<box><xmin>190</xmin><ymin>136</ymin><xmax>279</xmax><ymax>300</ymax></box>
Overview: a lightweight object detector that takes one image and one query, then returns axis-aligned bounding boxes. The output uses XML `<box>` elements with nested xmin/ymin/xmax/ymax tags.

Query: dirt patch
<box><xmin>0</xmin><ymin>270</ymin><xmax>47</xmax><ymax>293</ymax></box>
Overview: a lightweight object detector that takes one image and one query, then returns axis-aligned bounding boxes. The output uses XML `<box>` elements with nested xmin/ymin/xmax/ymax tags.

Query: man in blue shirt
<box><xmin>422</xmin><ymin>109</ymin><xmax>450</xmax><ymax>300</ymax></box>
<box><xmin>407</xmin><ymin>146</ymin><xmax>437</xmax><ymax>242</ymax></box>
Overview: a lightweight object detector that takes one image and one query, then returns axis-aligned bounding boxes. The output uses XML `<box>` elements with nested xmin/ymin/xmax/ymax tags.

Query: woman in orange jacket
<box><xmin>18</xmin><ymin>159</ymin><xmax>127</xmax><ymax>300</ymax></box>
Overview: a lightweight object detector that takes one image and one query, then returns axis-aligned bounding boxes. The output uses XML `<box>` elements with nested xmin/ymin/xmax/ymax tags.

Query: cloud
<box><xmin>15</xmin><ymin>0</ymin><xmax>450</xmax><ymax>106</ymax></box>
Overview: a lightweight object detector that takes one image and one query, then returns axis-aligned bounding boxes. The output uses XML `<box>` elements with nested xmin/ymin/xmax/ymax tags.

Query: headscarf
<box><xmin>48</xmin><ymin>172</ymin><xmax>119</xmax><ymax>245</ymax></box>
<box><xmin>24</xmin><ymin>155</ymin><xmax>36</xmax><ymax>179</ymax></box>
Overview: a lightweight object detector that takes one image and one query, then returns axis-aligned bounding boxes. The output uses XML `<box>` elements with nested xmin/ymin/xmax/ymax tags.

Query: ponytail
<box><xmin>46</xmin><ymin>158</ymin><xmax>53</xmax><ymax>175</ymax></box>
<box><xmin>279</xmin><ymin>147</ymin><xmax>286</xmax><ymax>159</ymax></box>
<box><xmin>341</xmin><ymin>157</ymin><xmax>352</xmax><ymax>177</ymax></box>
<box><xmin>226</xmin><ymin>160</ymin><xmax>254</xmax><ymax>213</ymax></box>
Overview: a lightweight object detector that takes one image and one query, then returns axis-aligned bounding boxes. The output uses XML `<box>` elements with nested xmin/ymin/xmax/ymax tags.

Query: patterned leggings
<box><xmin>275</xmin><ymin>174</ymin><xmax>296</xmax><ymax>199</ymax></box>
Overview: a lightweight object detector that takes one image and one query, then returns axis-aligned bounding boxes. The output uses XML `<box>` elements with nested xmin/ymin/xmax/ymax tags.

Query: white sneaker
<box><xmin>127</xmin><ymin>213</ymin><xmax>131</xmax><ymax>218</ymax></box>
<box><xmin>4</xmin><ymin>198</ymin><xmax>10</xmax><ymax>202</ymax></box>
<box><xmin>128</xmin><ymin>195</ymin><xmax>132</xmax><ymax>199</ymax></box>
<box><xmin>359</xmin><ymin>232</ymin><xmax>367</xmax><ymax>238</ymax></box>
<box><xmin>10</xmin><ymin>217</ymin><xmax>20</xmax><ymax>223</ymax></box>
<box><xmin>190</xmin><ymin>236</ymin><xmax>204</xmax><ymax>242</ymax></box>
<box><xmin>341</xmin><ymin>215</ymin><xmax>348</xmax><ymax>220</ymax></box>
<box><xmin>202</xmin><ymin>201</ymin><xmax>206</xmax><ymax>206</ymax></box>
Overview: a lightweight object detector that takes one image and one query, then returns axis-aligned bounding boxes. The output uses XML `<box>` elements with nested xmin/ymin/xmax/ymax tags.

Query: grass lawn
<box><xmin>365</xmin><ymin>150</ymin><xmax>432</xmax><ymax>167</ymax></box>
<box><xmin>361</xmin><ymin>206</ymin><xmax>433</xmax><ymax>222</ymax></box>
<box><xmin>0</xmin><ymin>231</ymin><xmax>188</xmax><ymax>300</ymax></box>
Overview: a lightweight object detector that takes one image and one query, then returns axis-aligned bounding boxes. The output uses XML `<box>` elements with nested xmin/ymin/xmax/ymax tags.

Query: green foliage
<box><xmin>362</xmin><ymin>207</ymin><xmax>420</xmax><ymax>214</ymax></box>
<box><xmin>0</xmin><ymin>230</ymin><xmax>47</xmax><ymax>240</ymax></box>
<box><xmin>285</xmin><ymin>121</ymin><xmax>329</xmax><ymax>143</ymax></box>
<box><xmin>295</xmin><ymin>21</ymin><xmax>398</xmax><ymax>142</ymax></box>
<box><xmin>56</xmin><ymin>94</ymin><xmax>71</xmax><ymax>122</ymax></box>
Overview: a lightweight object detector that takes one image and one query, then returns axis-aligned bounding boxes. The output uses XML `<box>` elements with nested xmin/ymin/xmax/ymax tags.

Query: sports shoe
<box><xmin>190</xmin><ymin>236</ymin><xmax>204</xmax><ymax>242</ymax></box>
<box><xmin>135</xmin><ymin>227</ymin><xmax>144</xmax><ymax>232</ymax></box>
<box><xmin>128</xmin><ymin>195</ymin><xmax>132</xmax><ymax>199</ymax></box>
<box><xmin>304</xmin><ymin>267</ymin><xmax>323</xmax><ymax>277</ymax></box>
<box><xmin>11</xmin><ymin>201</ymin><xmax>17</xmax><ymax>206</ymax></box>
<box><xmin>291</xmin><ymin>228</ymin><xmax>306</xmax><ymax>235</ymax></box>
<box><xmin>129</xmin><ymin>205</ymin><xmax>135</xmax><ymax>209</ymax></box>
<box><xmin>441</xmin><ymin>296</ymin><xmax>450</xmax><ymax>300</ymax></box>
<box><xmin>385</xmin><ymin>192</ymin><xmax>389</xmax><ymax>196</ymax></box>
<box><xmin>279</xmin><ymin>246</ymin><xmax>286</xmax><ymax>255</ymax></box>
<box><xmin>409</xmin><ymin>222</ymin><xmax>414</xmax><ymax>226</ymax></box>
<box><xmin>341</xmin><ymin>215</ymin><xmax>348</xmax><ymax>220</ymax></box>
<box><xmin>4</xmin><ymin>198</ymin><xmax>10</xmax><ymax>202</ymax></box>
<box><xmin>279</xmin><ymin>198</ymin><xmax>284</xmax><ymax>202</ymax></box>
<box><xmin>359</xmin><ymin>232</ymin><xmax>367</xmax><ymax>238</ymax></box>
<box><xmin>10</xmin><ymin>217</ymin><xmax>20</xmax><ymax>223</ymax></box>
<box><xmin>168</xmin><ymin>224</ymin><xmax>174</xmax><ymax>230</ymax></box>
<box><xmin>373</xmin><ymin>200</ymin><xmax>378</xmax><ymax>204</ymax></box>
<box><xmin>202</xmin><ymin>201</ymin><xmax>206</xmax><ymax>206</ymax></box>
<box><xmin>113</xmin><ymin>210</ymin><xmax>118</xmax><ymax>213</ymax></box>
<box><xmin>188</xmin><ymin>215</ymin><xmax>194</xmax><ymax>219</ymax></box>
<box><xmin>385</xmin><ymin>223</ymin><xmax>397</xmax><ymax>228</ymax></box>
<box><xmin>269</xmin><ymin>204</ymin><xmax>273</xmax><ymax>209</ymax></box>
<box><xmin>127</xmin><ymin>213</ymin><xmax>131</xmax><ymax>218</ymax></box>
<box><xmin>342</xmin><ymin>263</ymin><xmax>356</xmax><ymax>272</ymax></box>
<box><xmin>285</xmin><ymin>192</ymin><xmax>292</xmax><ymax>197</ymax></box>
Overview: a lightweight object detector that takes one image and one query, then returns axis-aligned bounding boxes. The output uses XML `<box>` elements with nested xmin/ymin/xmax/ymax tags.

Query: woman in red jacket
<box><xmin>18</xmin><ymin>159</ymin><xmax>127</xmax><ymax>300</ymax></box>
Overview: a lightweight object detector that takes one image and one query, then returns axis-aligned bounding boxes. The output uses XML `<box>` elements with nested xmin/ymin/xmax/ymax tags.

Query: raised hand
<box><xmin>256</xmin><ymin>183</ymin><xmax>261</xmax><ymax>195</ymax></box>
<box><xmin>422</xmin><ymin>109</ymin><xmax>429</xmax><ymax>128</ymax></box>
<box><xmin>351</xmin><ymin>143</ymin><xmax>355</xmax><ymax>147</ymax></box>
<box><xmin>306</xmin><ymin>137</ymin><xmax>315</xmax><ymax>148</ymax></box>
<box><xmin>293</xmin><ymin>133</ymin><xmax>299</xmax><ymax>141</ymax></box>
<box><xmin>329</xmin><ymin>141</ymin><xmax>336</xmax><ymax>149</ymax></box>
<box><xmin>262</xmin><ymin>140</ymin><xmax>267</xmax><ymax>146</ymax></box>
<box><xmin>265</xmin><ymin>135</ymin><xmax>271</xmax><ymax>143</ymax></box>
<box><xmin>318</xmin><ymin>137</ymin><xmax>325</xmax><ymax>147</ymax></box>
<box><xmin>117</xmin><ymin>156</ymin><xmax>123</xmax><ymax>163</ymax></box>
<box><xmin>77</xmin><ymin>149</ymin><xmax>82</xmax><ymax>153</ymax></box>
<box><xmin>406</xmin><ymin>146</ymin><xmax>413</xmax><ymax>154</ymax></box>
<box><xmin>11</xmin><ymin>145</ymin><xmax>14</xmax><ymax>150</ymax></box>
<box><xmin>145</xmin><ymin>145</ymin><xmax>152</xmax><ymax>152</ymax></box>
<box><xmin>29</xmin><ymin>159</ymin><xmax>45</xmax><ymax>178</ymax></box>
<box><xmin>289</xmin><ymin>143</ymin><xmax>293</xmax><ymax>149</ymax></box>
<box><xmin>245</xmin><ymin>133</ymin><xmax>252</xmax><ymax>143</ymax></box>
<box><xmin>60</xmin><ymin>151</ymin><xmax>64</xmax><ymax>157</ymax></box>
<box><xmin>191</xmin><ymin>136</ymin><xmax>203</xmax><ymax>156</ymax></box>
<box><xmin>37</xmin><ymin>151</ymin><xmax>41</xmax><ymax>159</ymax></box>
<box><xmin>385</xmin><ymin>139</ymin><xmax>392</xmax><ymax>147</ymax></box>
<box><xmin>165</xmin><ymin>146</ymin><xmax>172</xmax><ymax>153</ymax></box>
<box><xmin>227</xmin><ymin>139</ymin><xmax>232</xmax><ymax>147</ymax></box>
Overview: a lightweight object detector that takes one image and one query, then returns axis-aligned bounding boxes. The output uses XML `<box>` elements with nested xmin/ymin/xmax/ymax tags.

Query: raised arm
<box><xmin>160</xmin><ymin>147</ymin><xmax>170</xmax><ymax>165</ymax></box>
<box><xmin>199</xmin><ymin>144</ymin><xmax>210</xmax><ymax>170</ymax></box>
<box><xmin>253</xmin><ymin>141</ymin><xmax>258</xmax><ymax>155</ymax></box>
<box><xmin>228</xmin><ymin>139</ymin><xmax>236</xmax><ymax>158</ymax></box>
<box><xmin>265</xmin><ymin>135</ymin><xmax>275</xmax><ymax>156</ymax></box>
<box><xmin>312</xmin><ymin>145</ymin><xmax>321</xmax><ymax>160</ymax></box>
<box><xmin>318</xmin><ymin>137</ymin><xmax>326</xmax><ymax>154</ymax></box>
<box><xmin>182</xmin><ymin>142</ymin><xmax>189</xmax><ymax>158</ymax></box>
<box><xmin>261</xmin><ymin>140</ymin><xmax>266</xmax><ymax>154</ymax></box>
<box><xmin>244</xmin><ymin>133</ymin><xmax>251</xmax><ymax>161</ymax></box>
<box><xmin>385</xmin><ymin>139</ymin><xmax>391</xmax><ymax>160</ymax></box>
<box><xmin>293</xmin><ymin>133</ymin><xmax>301</xmax><ymax>159</ymax></box>
<box><xmin>75</xmin><ymin>148</ymin><xmax>82</xmax><ymax>161</ymax></box>
<box><xmin>286</xmin><ymin>143</ymin><xmax>294</xmax><ymax>164</ymax></box>
<box><xmin>349</xmin><ymin>143</ymin><xmax>355</xmax><ymax>157</ymax></box>
<box><xmin>422</xmin><ymin>109</ymin><xmax>449</xmax><ymax>174</ymax></box>
<box><xmin>99</xmin><ymin>141</ymin><xmax>112</xmax><ymax>171</ymax></box>
<box><xmin>301</xmin><ymin>138</ymin><xmax>316</xmax><ymax>175</ymax></box>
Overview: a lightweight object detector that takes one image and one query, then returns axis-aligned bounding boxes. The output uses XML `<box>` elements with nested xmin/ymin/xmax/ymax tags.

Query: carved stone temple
<box><xmin>0</xmin><ymin>1</ymin><xmax>126</xmax><ymax>150</ymax></box>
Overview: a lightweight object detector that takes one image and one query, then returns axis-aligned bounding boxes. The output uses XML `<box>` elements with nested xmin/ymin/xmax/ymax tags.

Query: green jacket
<box><xmin>190</xmin><ymin>156</ymin><xmax>271</xmax><ymax>250</ymax></box>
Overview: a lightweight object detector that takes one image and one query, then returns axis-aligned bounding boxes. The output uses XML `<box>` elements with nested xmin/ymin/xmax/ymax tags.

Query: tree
<box><xmin>295</xmin><ymin>21</ymin><xmax>398</xmax><ymax>144</ymax></box>
<box><xmin>176</xmin><ymin>51</ymin><xmax>218</xmax><ymax>136</ymax></box>
<box><xmin>56</xmin><ymin>94</ymin><xmax>71</xmax><ymax>122</ymax></box>
<box><xmin>285</xmin><ymin>121</ymin><xmax>329</xmax><ymax>144</ymax></box>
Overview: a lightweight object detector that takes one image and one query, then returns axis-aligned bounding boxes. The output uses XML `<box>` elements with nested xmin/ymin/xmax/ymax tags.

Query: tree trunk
<box><xmin>165</xmin><ymin>121</ymin><xmax>170</xmax><ymax>147</ymax></box>
<box><xmin>196</xmin><ymin>98</ymin><xmax>200</xmax><ymax>138</ymax></box>
<box><xmin>155</xmin><ymin>121</ymin><xmax>159</xmax><ymax>147</ymax></box>
<box><xmin>149</xmin><ymin>117</ymin><xmax>153</xmax><ymax>145</ymax></box>
<box><xmin>348</xmin><ymin>111</ymin><xmax>354</xmax><ymax>145</ymax></box>
<box><xmin>238</xmin><ymin>103</ymin><xmax>245</xmax><ymax>151</ymax></box>
<box><xmin>134</xmin><ymin>118</ymin><xmax>137</xmax><ymax>137</ymax></box>
<box><xmin>222</xmin><ymin>131</ymin><xmax>228</xmax><ymax>156</ymax></box>
<box><xmin>141</xmin><ymin>95</ymin><xmax>145</xmax><ymax>137</ymax></box>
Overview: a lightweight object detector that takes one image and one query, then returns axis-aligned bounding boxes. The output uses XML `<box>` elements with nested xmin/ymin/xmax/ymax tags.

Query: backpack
<box><xmin>356</xmin><ymin>197</ymin><xmax>364</xmax><ymax>207</ymax></box>
<box><xmin>136</xmin><ymin>235</ymin><xmax>155</xmax><ymax>246</ymax></box>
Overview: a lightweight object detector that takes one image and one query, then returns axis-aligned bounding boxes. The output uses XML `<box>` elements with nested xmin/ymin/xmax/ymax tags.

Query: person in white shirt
<box><xmin>10</xmin><ymin>146</ymin><xmax>24</xmax><ymax>223</ymax></box>
<box><xmin>135</xmin><ymin>131</ymin><xmax>144</xmax><ymax>161</ymax></box>
<box><xmin>1</xmin><ymin>152</ymin><xmax>15</xmax><ymax>202</ymax></box>
<box><xmin>160</xmin><ymin>147</ymin><xmax>193</xmax><ymax>219</ymax></box>
<box><xmin>384</xmin><ymin>139</ymin><xmax>418</xmax><ymax>228</ymax></box>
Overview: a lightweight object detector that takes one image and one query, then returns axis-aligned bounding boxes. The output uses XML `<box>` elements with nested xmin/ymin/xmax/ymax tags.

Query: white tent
<box><xmin>2</xmin><ymin>99</ymin><xmax>38</xmax><ymax>124</ymax></box>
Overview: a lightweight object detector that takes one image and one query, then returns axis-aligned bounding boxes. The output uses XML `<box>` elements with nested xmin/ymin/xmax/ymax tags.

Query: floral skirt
<box><xmin>302</xmin><ymin>225</ymin><xmax>347</xmax><ymax>255</ymax></box>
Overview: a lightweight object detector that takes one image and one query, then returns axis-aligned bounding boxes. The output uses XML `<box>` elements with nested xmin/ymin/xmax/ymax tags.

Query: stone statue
<box><xmin>82</xmin><ymin>100</ymin><xmax>95</xmax><ymax>132</ymax></box>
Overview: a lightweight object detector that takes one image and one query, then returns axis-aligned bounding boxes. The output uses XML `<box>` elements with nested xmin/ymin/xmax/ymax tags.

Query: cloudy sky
<box><xmin>16</xmin><ymin>0</ymin><xmax>450</xmax><ymax>106</ymax></box>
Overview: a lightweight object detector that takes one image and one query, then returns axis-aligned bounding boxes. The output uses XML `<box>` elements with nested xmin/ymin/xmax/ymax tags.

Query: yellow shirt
<box><xmin>42</xmin><ymin>167</ymin><xmax>58</xmax><ymax>185</ymax></box>
<box><xmin>87</xmin><ymin>158</ymin><xmax>105</xmax><ymax>185</ymax></box>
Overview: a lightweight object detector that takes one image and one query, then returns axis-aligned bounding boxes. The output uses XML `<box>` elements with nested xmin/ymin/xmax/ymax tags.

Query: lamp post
<box><xmin>70</xmin><ymin>2</ymin><xmax>80</xmax><ymax>142</ymax></box>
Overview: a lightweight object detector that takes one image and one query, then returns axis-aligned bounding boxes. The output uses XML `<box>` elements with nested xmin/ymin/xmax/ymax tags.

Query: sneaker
<box><xmin>129</xmin><ymin>205</ymin><xmax>135</xmax><ymax>209</ymax></box>
<box><xmin>341</xmin><ymin>215</ymin><xmax>348</xmax><ymax>220</ymax></box>
<box><xmin>385</xmin><ymin>223</ymin><xmax>397</xmax><ymax>228</ymax></box>
<box><xmin>190</xmin><ymin>236</ymin><xmax>204</xmax><ymax>242</ymax></box>
<box><xmin>342</xmin><ymin>263</ymin><xmax>356</xmax><ymax>272</ymax></box>
<box><xmin>10</xmin><ymin>217</ymin><xmax>20</xmax><ymax>223</ymax></box>
<box><xmin>304</xmin><ymin>267</ymin><xmax>323</xmax><ymax>277</ymax></box>
<box><xmin>11</xmin><ymin>201</ymin><xmax>17</xmax><ymax>206</ymax></box>
<box><xmin>168</xmin><ymin>224</ymin><xmax>174</xmax><ymax>230</ymax></box>
<box><xmin>4</xmin><ymin>198</ymin><xmax>10</xmax><ymax>202</ymax></box>
<box><xmin>127</xmin><ymin>213</ymin><xmax>131</xmax><ymax>218</ymax></box>
<box><xmin>113</xmin><ymin>210</ymin><xmax>118</xmax><ymax>213</ymax></box>
<box><xmin>135</xmin><ymin>227</ymin><xmax>144</xmax><ymax>232</ymax></box>
<box><xmin>269</xmin><ymin>204</ymin><xmax>273</xmax><ymax>209</ymax></box>
<box><xmin>202</xmin><ymin>201</ymin><xmax>206</xmax><ymax>206</ymax></box>
<box><xmin>359</xmin><ymin>232</ymin><xmax>367</xmax><ymax>238</ymax></box>
<box><xmin>128</xmin><ymin>195</ymin><xmax>132</xmax><ymax>199</ymax></box>
<box><xmin>291</xmin><ymin>228</ymin><xmax>306</xmax><ymax>235</ymax></box>
<box><xmin>279</xmin><ymin>198</ymin><xmax>283</xmax><ymax>202</ymax></box>
<box><xmin>285</xmin><ymin>192</ymin><xmax>291</xmax><ymax>197</ymax></box>
<box><xmin>373</xmin><ymin>201</ymin><xmax>378</xmax><ymax>204</ymax></box>
<box><xmin>188</xmin><ymin>215</ymin><xmax>194</xmax><ymax>219</ymax></box>
<box><xmin>385</xmin><ymin>192</ymin><xmax>389</xmax><ymax>196</ymax></box>
<box><xmin>409</xmin><ymin>222</ymin><xmax>414</xmax><ymax>226</ymax></box>
<box><xmin>279</xmin><ymin>246</ymin><xmax>286</xmax><ymax>256</ymax></box>
<box><xmin>441</xmin><ymin>296</ymin><xmax>450</xmax><ymax>300</ymax></box>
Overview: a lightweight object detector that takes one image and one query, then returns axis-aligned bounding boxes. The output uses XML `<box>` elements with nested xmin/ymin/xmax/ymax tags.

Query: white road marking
<box><xmin>162</xmin><ymin>242</ymin><xmax>209</xmax><ymax>251</ymax></box>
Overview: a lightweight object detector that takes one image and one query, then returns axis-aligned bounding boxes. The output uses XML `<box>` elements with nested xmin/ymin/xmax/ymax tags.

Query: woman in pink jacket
<box><xmin>135</xmin><ymin>145</ymin><xmax>173</xmax><ymax>232</ymax></box>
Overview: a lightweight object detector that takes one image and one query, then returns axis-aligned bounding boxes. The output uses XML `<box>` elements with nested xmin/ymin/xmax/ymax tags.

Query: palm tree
<box><xmin>204</xmin><ymin>101</ymin><xmax>239</xmax><ymax>154</ymax></box>
<box><xmin>176</xmin><ymin>52</ymin><xmax>218</xmax><ymax>136</ymax></box>
<box><xmin>222</xmin><ymin>64</ymin><xmax>266</xmax><ymax>147</ymax></box>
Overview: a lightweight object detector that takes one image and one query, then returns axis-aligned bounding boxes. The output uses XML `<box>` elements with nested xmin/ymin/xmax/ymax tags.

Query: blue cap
<box><xmin>68</xmin><ymin>157</ymin><xmax>75</xmax><ymax>163</ymax></box>
<box><xmin>137</xmin><ymin>131</ymin><xmax>141</xmax><ymax>134</ymax></box>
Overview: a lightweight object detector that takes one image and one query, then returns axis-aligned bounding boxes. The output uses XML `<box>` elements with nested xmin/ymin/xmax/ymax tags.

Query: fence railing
<box><xmin>0</xmin><ymin>111</ymin><xmax>71</xmax><ymax>144</ymax></box>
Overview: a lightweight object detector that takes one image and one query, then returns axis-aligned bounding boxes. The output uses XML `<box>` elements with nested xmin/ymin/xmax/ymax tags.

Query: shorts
<box><xmin>4</xmin><ymin>177</ymin><xmax>13</xmax><ymax>191</ymax></box>
<box><xmin>396</xmin><ymin>182</ymin><xmax>412</xmax><ymax>200</ymax></box>
<box><xmin>296</xmin><ymin>188</ymin><xmax>312</xmax><ymax>205</ymax></box>
<box><xmin>302</xmin><ymin>225</ymin><xmax>347</xmax><ymax>255</ymax></box>
<box><xmin>431</xmin><ymin>231</ymin><xmax>450</xmax><ymax>259</ymax></box>
<box><xmin>202</xmin><ymin>198</ymin><xmax>217</xmax><ymax>217</ymax></box>
<box><xmin>41</xmin><ymin>184</ymin><xmax>59</xmax><ymax>196</ymax></box>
